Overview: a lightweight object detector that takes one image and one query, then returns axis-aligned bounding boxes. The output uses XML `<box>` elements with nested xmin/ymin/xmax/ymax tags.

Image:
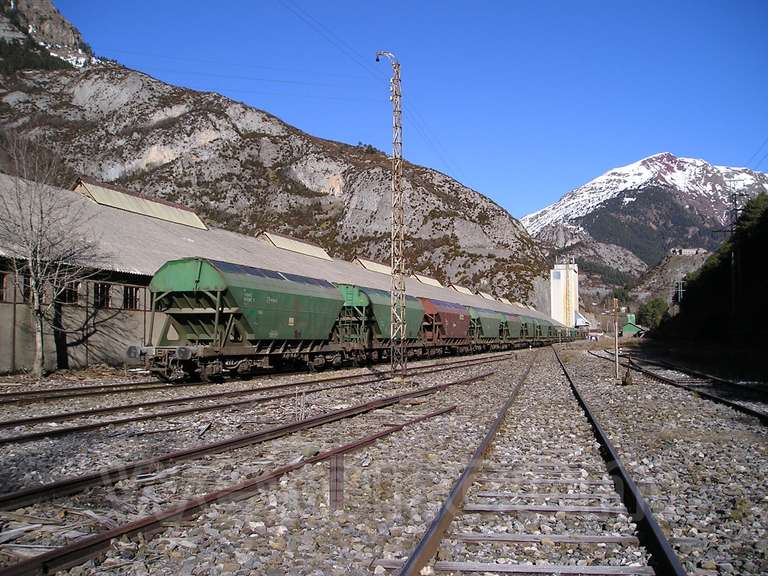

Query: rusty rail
<box><xmin>0</xmin><ymin>350</ymin><xmax>519</xmax><ymax>406</ymax></box>
<box><xmin>0</xmin><ymin>352</ymin><xmax>516</xmax><ymax>445</ymax></box>
<box><xmin>397</xmin><ymin>352</ymin><xmax>536</xmax><ymax>575</ymax></box>
<box><xmin>0</xmin><ymin>379</ymin><xmax>184</xmax><ymax>405</ymax></box>
<box><xmin>589</xmin><ymin>350</ymin><xmax>768</xmax><ymax>425</ymax></box>
<box><xmin>0</xmin><ymin>371</ymin><xmax>493</xmax><ymax>511</ymax></box>
<box><xmin>0</xmin><ymin>406</ymin><xmax>456</xmax><ymax>576</ymax></box>
<box><xmin>0</xmin><ymin>355</ymin><xmax>520</xmax><ymax>436</ymax></box>
<box><xmin>555</xmin><ymin>347</ymin><xmax>687</xmax><ymax>576</ymax></box>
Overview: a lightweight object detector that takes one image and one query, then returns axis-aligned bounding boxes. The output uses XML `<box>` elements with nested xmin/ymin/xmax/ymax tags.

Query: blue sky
<box><xmin>57</xmin><ymin>1</ymin><xmax>768</xmax><ymax>218</ymax></box>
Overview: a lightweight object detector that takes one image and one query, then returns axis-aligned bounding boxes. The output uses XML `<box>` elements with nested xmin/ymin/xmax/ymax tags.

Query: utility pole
<box><xmin>728</xmin><ymin>192</ymin><xmax>747</xmax><ymax>329</ymax></box>
<box><xmin>613</xmin><ymin>297</ymin><xmax>619</xmax><ymax>379</ymax></box>
<box><xmin>376</xmin><ymin>50</ymin><xmax>407</xmax><ymax>379</ymax></box>
<box><xmin>673</xmin><ymin>279</ymin><xmax>685</xmax><ymax>310</ymax></box>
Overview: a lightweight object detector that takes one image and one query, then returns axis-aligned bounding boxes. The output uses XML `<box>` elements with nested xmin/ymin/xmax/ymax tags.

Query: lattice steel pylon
<box><xmin>376</xmin><ymin>50</ymin><xmax>407</xmax><ymax>378</ymax></box>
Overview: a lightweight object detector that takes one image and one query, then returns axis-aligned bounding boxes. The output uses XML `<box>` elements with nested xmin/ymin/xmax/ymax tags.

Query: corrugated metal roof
<box><xmin>450</xmin><ymin>284</ymin><xmax>474</xmax><ymax>295</ymax></box>
<box><xmin>258</xmin><ymin>231</ymin><xmax>332</xmax><ymax>261</ymax></box>
<box><xmin>74</xmin><ymin>178</ymin><xmax>207</xmax><ymax>230</ymax></box>
<box><xmin>478</xmin><ymin>291</ymin><xmax>497</xmax><ymax>301</ymax></box>
<box><xmin>412</xmin><ymin>273</ymin><xmax>443</xmax><ymax>287</ymax></box>
<box><xmin>499</xmin><ymin>297</ymin><xmax>513</xmax><ymax>305</ymax></box>
<box><xmin>0</xmin><ymin>172</ymin><xmax>560</xmax><ymax>326</ymax></box>
<box><xmin>355</xmin><ymin>258</ymin><xmax>392</xmax><ymax>275</ymax></box>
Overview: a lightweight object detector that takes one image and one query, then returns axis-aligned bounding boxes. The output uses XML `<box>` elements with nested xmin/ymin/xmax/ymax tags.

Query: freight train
<box><xmin>128</xmin><ymin>257</ymin><xmax>574</xmax><ymax>381</ymax></box>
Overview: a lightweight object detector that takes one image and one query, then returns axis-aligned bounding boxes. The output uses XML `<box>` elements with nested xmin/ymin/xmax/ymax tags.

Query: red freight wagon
<box><xmin>419</xmin><ymin>298</ymin><xmax>471</xmax><ymax>341</ymax></box>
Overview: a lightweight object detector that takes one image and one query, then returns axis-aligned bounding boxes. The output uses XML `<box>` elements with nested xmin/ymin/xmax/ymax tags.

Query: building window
<box><xmin>122</xmin><ymin>286</ymin><xmax>140</xmax><ymax>310</ymax></box>
<box><xmin>0</xmin><ymin>272</ymin><xmax>6</xmax><ymax>302</ymax></box>
<box><xmin>93</xmin><ymin>283</ymin><xmax>111</xmax><ymax>309</ymax></box>
<box><xmin>59</xmin><ymin>282</ymin><xmax>80</xmax><ymax>304</ymax></box>
<box><xmin>20</xmin><ymin>275</ymin><xmax>31</xmax><ymax>303</ymax></box>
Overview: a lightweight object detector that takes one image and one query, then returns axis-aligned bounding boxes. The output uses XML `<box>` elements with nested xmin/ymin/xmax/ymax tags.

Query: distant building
<box><xmin>621</xmin><ymin>322</ymin><xmax>644</xmax><ymax>337</ymax></box>
<box><xmin>669</xmin><ymin>248</ymin><xmax>708</xmax><ymax>256</ymax></box>
<box><xmin>550</xmin><ymin>259</ymin><xmax>579</xmax><ymax>328</ymax></box>
<box><xmin>574</xmin><ymin>311</ymin><xmax>590</xmax><ymax>330</ymax></box>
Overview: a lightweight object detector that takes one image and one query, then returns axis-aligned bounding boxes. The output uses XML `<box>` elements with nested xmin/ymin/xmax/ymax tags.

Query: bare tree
<box><xmin>0</xmin><ymin>129</ymin><xmax>104</xmax><ymax>378</ymax></box>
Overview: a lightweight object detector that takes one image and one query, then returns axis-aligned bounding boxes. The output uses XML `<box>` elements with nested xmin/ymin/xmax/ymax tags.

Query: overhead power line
<box><xmin>278</xmin><ymin>0</ymin><xmax>386</xmax><ymax>84</ymax></box>
<box><xmin>403</xmin><ymin>106</ymin><xmax>466</xmax><ymax>183</ymax></box>
<box><xmin>97</xmin><ymin>46</ymin><xmax>369</xmax><ymax>79</ymax></box>
<box><xmin>278</xmin><ymin>0</ymin><xmax>466</xmax><ymax>181</ymax></box>
<box><xmin>207</xmin><ymin>88</ymin><xmax>379</xmax><ymax>103</ymax></box>
<box><xmin>745</xmin><ymin>134</ymin><xmax>768</xmax><ymax>169</ymax></box>
<box><xmin>135</xmin><ymin>65</ymin><xmax>343</xmax><ymax>88</ymax></box>
<box><xmin>753</xmin><ymin>147</ymin><xmax>768</xmax><ymax>171</ymax></box>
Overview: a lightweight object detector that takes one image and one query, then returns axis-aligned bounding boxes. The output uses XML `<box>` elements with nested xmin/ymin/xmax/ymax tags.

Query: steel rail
<box><xmin>0</xmin><ymin>351</ymin><xmax>519</xmax><ymax>429</ymax></box>
<box><xmin>555</xmin><ymin>347</ymin><xmax>687</xmax><ymax>576</ymax></box>
<box><xmin>0</xmin><ymin>379</ymin><xmax>372</xmax><ymax>429</ymax></box>
<box><xmin>0</xmin><ymin>349</ymin><xmax>519</xmax><ymax>407</ymax></box>
<box><xmin>589</xmin><ymin>350</ymin><xmax>768</xmax><ymax>425</ymax></box>
<box><xmin>0</xmin><ymin>378</ymin><xmax>163</xmax><ymax>400</ymax></box>
<box><xmin>0</xmin><ymin>406</ymin><xmax>456</xmax><ymax>576</ymax></box>
<box><xmin>397</xmin><ymin>352</ymin><xmax>536</xmax><ymax>575</ymax></box>
<box><xmin>0</xmin><ymin>371</ymin><xmax>492</xmax><ymax>511</ymax></box>
<box><xmin>0</xmin><ymin>354</ymin><xmax>514</xmax><ymax>445</ymax></box>
<box><xmin>615</xmin><ymin>351</ymin><xmax>765</xmax><ymax>392</ymax></box>
<box><xmin>0</xmin><ymin>379</ymin><xmax>174</xmax><ymax>405</ymax></box>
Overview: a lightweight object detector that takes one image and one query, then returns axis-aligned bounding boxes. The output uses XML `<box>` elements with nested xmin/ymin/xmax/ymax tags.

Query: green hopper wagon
<box><xmin>144</xmin><ymin>257</ymin><xmax>344</xmax><ymax>379</ymax></box>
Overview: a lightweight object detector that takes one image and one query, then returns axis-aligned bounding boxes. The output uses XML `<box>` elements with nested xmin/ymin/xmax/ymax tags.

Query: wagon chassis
<box><xmin>147</xmin><ymin>336</ymin><xmax>547</xmax><ymax>381</ymax></box>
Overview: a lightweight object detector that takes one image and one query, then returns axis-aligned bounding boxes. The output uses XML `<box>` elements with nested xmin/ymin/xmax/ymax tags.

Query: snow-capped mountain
<box><xmin>521</xmin><ymin>153</ymin><xmax>768</xmax><ymax>290</ymax></box>
<box><xmin>522</xmin><ymin>152</ymin><xmax>768</xmax><ymax>292</ymax></box>
<box><xmin>523</xmin><ymin>152</ymin><xmax>768</xmax><ymax>236</ymax></box>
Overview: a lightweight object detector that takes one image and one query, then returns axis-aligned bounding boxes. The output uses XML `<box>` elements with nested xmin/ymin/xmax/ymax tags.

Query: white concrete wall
<box><xmin>550</xmin><ymin>263</ymin><xmax>579</xmax><ymax>328</ymax></box>
<box><xmin>0</xmin><ymin>277</ymin><xmax>165</xmax><ymax>374</ymax></box>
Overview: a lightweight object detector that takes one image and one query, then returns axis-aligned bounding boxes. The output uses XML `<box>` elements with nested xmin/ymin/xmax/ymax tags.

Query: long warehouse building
<box><xmin>0</xmin><ymin>172</ymin><xmax>557</xmax><ymax>373</ymax></box>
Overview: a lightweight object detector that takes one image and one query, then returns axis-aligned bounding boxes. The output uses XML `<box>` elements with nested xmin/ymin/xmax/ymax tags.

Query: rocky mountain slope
<box><xmin>630</xmin><ymin>251</ymin><xmax>710</xmax><ymax>306</ymax></box>
<box><xmin>0</xmin><ymin>1</ymin><xmax>547</xmax><ymax>305</ymax></box>
<box><xmin>522</xmin><ymin>153</ymin><xmax>768</xmax><ymax>285</ymax></box>
<box><xmin>1</xmin><ymin>0</ymin><xmax>92</xmax><ymax>65</ymax></box>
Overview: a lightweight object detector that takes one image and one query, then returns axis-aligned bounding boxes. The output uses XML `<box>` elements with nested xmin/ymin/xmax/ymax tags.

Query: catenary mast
<box><xmin>376</xmin><ymin>51</ymin><xmax>407</xmax><ymax>379</ymax></box>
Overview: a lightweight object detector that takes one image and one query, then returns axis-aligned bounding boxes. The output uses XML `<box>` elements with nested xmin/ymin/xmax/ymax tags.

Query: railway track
<box><xmin>0</xmin><ymin>378</ymin><xmax>175</xmax><ymax>406</ymax></box>
<box><xmin>0</xmin><ymin>368</ymin><xmax>504</xmax><ymax>510</ymax></box>
<box><xmin>0</xmin><ymin>364</ymin><xmax>506</xmax><ymax>575</ymax></box>
<box><xmin>375</xmin><ymin>347</ymin><xmax>685</xmax><ymax>575</ymax></box>
<box><xmin>590</xmin><ymin>350</ymin><xmax>768</xmax><ymax>425</ymax></box>
<box><xmin>0</xmin><ymin>352</ymin><xmax>520</xmax><ymax>445</ymax></box>
<box><xmin>0</xmin><ymin>349</ymin><xmax>527</xmax><ymax>406</ymax></box>
<box><xmin>0</xmin><ymin>408</ymin><xmax>456</xmax><ymax>576</ymax></box>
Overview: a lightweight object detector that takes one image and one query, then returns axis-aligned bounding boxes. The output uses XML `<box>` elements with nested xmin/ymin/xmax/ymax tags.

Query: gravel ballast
<box><xmin>2</xmin><ymin>344</ymin><xmax>764</xmax><ymax>575</ymax></box>
<box><xmin>562</xmin><ymin>347</ymin><xmax>768</xmax><ymax>575</ymax></box>
<box><xmin>0</xmin><ymin>353</ymin><xmax>533</xmax><ymax>572</ymax></box>
<box><xmin>416</xmin><ymin>347</ymin><xmax>651</xmax><ymax>574</ymax></box>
